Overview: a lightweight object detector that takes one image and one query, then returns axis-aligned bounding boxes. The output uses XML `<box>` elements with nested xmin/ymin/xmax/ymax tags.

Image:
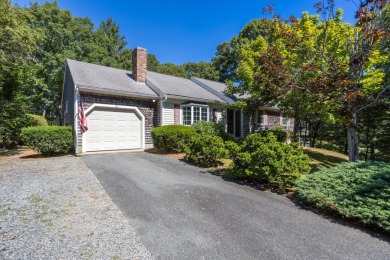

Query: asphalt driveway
<box><xmin>83</xmin><ymin>152</ymin><xmax>390</xmax><ymax>260</ymax></box>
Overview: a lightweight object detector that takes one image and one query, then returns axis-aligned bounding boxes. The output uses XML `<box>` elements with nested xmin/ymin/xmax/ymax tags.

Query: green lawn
<box><xmin>303</xmin><ymin>147</ymin><xmax>349</xmax><ymax>173</ymax></box>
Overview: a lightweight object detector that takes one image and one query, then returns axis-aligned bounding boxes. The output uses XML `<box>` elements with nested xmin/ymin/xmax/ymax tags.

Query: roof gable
<box><xmin>66</xmin><ymin>59</ymin><xmax>158</xmax><ymax>98</ymax></box>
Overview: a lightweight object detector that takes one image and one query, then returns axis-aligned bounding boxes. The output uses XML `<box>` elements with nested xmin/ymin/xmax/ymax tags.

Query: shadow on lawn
<box><xmin>303</xmin><ymin>148</ymin><xmax>348</xmax><ymax>173</ymax></box>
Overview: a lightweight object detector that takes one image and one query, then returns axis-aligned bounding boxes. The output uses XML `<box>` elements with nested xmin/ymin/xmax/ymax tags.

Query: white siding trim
<box><xmin>162</xmin><ymin>102</ymin><xmax>174</xmax><ymax>125</ymax></box>
<box><xmin>73</xmin><ymin>85</ymin><xmax>78</xmax><ymax>153</ymax></box>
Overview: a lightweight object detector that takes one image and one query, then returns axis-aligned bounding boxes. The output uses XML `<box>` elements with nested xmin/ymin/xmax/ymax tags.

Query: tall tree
<box><xmin>25</xmin><ymin>1</ymin><xmax>98</xmax><ymax>119</ymax></box>
<box><xmin>0</xmin><ymin>0</ymin><xmax>37</xmax><ymax>146</ymax></box>
<box><xmin>94</xmin><ymin>17</ymin><xmax>129</xmax><ymax>68</ymax></box>
<box><xmin>312</xmin><ymin>0</ymin><xmax>389</xmax><ymax>161</ymax></box>
<box><xmin>212</xmin><ymin>19</ymin><xmax>271</xmax><ymax>82</ymax></box>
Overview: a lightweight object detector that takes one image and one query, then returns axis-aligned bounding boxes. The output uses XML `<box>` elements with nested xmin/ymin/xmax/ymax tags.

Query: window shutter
<box><xmin>174</xmin><ymin>104</ymin><xmax>180</xmax><ymax>125</ymax></box>
<box><xmin>213</xmin><ymin>109</ymin><xmax>217</xmax><ymax>122</ymax></box>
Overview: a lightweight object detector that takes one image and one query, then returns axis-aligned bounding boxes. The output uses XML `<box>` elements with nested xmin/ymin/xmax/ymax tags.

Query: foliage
<box><xmin>358</xmin><ymin>97</ymin><xmax>390</xmax><ymax>162</ymax></box>
<box><xmin>184</xmin><ymin>133</ymin><xmax>228</xmax><ymax>167</ymax></box>
<box><xmin>192</xmin><ymin>121</ymin><xmax>235</xmax><ymax>141</ymax></box>
<box><xmin>229</xmin><ymin>132</ymin><xmax>310</xmax><ymax>190</ymax></box>
<box><xmin>26</xmin><ymin>114</ymin><xmax>48</xmax><ymax>127</ymax></box>
<box><xmin>21</xmin><ymin>126</ymin><xmax>73</xmax><ymax>155</ymax></box>
<box><xmin>212</xmin><ymin>19</ymin><xmax>271</xmax><ymax>82</ymax></box>
<box><xmin>153</xmin><ymin>61</ymin><xmax>219</xmax><ymax>80</ymax></box>
<box><xmin>265</xmin><ymin>128</ymin><xmax>288</xmax><ymax>143</ymax></box>
<box><xmin>297</xmin><ymin>162</ymin><xmax>390</xmax><ymax>232</ymax></box>
<box><xmin>231</xmin><ymin>2</ymin><xmax>389</xmax><ymax>162</ymax></box>
<box><xmin>0</xmin><ymin>1</ymin><xmax>38</xmax><ymax>148</ymax></box>
<box><xmin>151</xmin><ymin>125</ymin><xmax>195</xmax><ymax>153</ymax></box>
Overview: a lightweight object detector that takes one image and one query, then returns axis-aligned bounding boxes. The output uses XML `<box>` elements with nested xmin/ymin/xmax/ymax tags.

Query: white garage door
<box><xmin>85</xmin><ymin>107</ymin><xmax>142</xmax><ymax>152</ymax></box>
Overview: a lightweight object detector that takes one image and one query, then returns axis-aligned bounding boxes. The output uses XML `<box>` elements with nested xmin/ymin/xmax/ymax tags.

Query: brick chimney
<box><xmin>132</xmin><ymin>47</ymin><xmax>147</xmax><ymax>83</ymax></box>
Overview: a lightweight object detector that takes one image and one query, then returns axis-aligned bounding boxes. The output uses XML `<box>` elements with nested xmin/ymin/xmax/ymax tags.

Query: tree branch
<box><xmin>357</xmin><ymin>85</ymin><xmax>390</xmax><ymax>113</ymax></box>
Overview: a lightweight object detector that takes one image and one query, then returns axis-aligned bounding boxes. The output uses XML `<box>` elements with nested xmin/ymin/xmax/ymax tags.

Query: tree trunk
<box><xmin>347</xmin><ymin>111</ymin><xmax>359</xmax><ymax>162</ymax></box>
<box><xmin>293</xmin><ymin>116</ymin><xmax>300</xmax><ymax>143</ymax></box>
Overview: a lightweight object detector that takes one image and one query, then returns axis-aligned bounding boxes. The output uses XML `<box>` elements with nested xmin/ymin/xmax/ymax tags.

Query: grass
<box><xmin>303</xmin><ymin>147</ymin><xmax>348</xmax><ymax>173</ymax></box>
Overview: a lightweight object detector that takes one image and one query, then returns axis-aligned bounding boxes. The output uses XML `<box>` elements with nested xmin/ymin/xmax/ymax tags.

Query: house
<box><xmin>61</xmin><ymin>47</ymin><xmax>292</xmax><ymax>154</ymax></box>
<box><xmin>190</xmin><ymin>77</ymin><xmax>294</xmax><ymax>138</ymax></box>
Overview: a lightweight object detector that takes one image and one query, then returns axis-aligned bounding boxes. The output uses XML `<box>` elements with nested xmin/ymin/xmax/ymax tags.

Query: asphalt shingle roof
<box><xmin>146</xmin><ymin>72</ymin><xmax>225</xmax><ymax>103</ymax></box>
<box><xmin>191</xmin><ymin>77</ymin><xmax>251</xmax><ymax>100</ymax></box>
<box><xmin>66</xmin><ymin>59</ymin><xmax>158</xmax><ymax>98</ymax></box>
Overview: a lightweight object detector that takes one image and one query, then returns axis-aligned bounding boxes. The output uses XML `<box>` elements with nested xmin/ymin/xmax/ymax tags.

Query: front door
<box><xmin>227</xmin><ymin>109</ymin><xmax>241</xmax><ymax>138</ymax></box>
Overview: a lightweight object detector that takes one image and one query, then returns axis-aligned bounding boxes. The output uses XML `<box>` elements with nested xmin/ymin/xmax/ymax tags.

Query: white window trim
<box><xmin>281</xmin><ymin>113</ymin><xmax>288</xmax><ymax>127</ymax></box>
<box><xmin>256</xmin><ymin>110</ymin><xmax>265</xmax><ymax>129</ymax></box>
<box><xmin>181</xmin><ymin>104</ymin><xmax>210</xmax><ymax>125</ymax></box>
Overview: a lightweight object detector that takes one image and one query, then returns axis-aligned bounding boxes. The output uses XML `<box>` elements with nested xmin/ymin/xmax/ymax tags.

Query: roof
<box><xmin>191</xmin><ymin>77</ymin><xmax>251</xmax><ymax>100</ymax></box>
<box><xmin>66</xmin><ymin>59</ymin><xmax>158</xmax><ymax>98</ymax></box>
<box><xmin>146</xmin><ymin>72</ymin><xmax>225</xmax><ymax>103</ymax></box>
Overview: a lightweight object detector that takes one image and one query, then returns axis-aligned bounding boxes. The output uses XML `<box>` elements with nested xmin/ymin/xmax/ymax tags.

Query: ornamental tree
<box><xmin>231</xmin><ymin>1</ymin><xmax>389</xmax><ymax>162</ymax></box>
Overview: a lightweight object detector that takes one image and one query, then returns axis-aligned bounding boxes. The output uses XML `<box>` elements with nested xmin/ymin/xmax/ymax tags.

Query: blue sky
<box><xmin>13</xmin><ymin>0</ymin><xmax>357</xmax><ymax>64</ymax></box>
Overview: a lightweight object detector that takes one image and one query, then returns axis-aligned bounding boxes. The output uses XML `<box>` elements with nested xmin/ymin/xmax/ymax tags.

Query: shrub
<box><xmin>262</xmin><ymin>127</ymin><xmax>288</xmax><ymax>142</ymax></box>
<box><xmin>21</xmin><ymin>126</ymin><xmax>73</xmax><ymax>156</ymax></box>
<box><xmin>152</xmin><ymin>125</ymin><xmax>195</xmax><ymax>153</ymax></box>
<box><xmin>297</xmin><ymin>162</ymin><xmax>390</xmax><ymax>232</ymax></box>
<box><xmin>184</xmin><ymin>133</ymin><xmax>228</xmax><ymax>167</ymax></box>
<box><xmin>229</xmin><ymin>132</ymin><xmax>310</xmax><ymax>190</ymax></box>
<box><xmin>26</xmin><ymin>114</ymin><xmax>48</xmax><ymax>127</ymax></box>
<box><xmin>192</xmin><ymin>121</ymin><xmax>235</xmax><ymax>141</ymax></box>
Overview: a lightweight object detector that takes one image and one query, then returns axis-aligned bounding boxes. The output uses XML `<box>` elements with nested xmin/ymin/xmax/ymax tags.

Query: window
<box><xmin>193</xmin><ymin>107</ymin><xmax>200</xmax><ymax>123</ymax></box>
<box><xmin>282</xmin><ymin>114</ymin><xmax>288</xmax><ymax>126</ymax></box>
<box><xmin>182</xmin><ymin>104</ymin><xmax>210</xmax><ymax>125</ymax></box>
<box><xmin>183</xmin><ymin>106</ymin><xmax>192</xmax><ymax>126</ymax></box>
<box><xmin>257</xmin><ymin>110</ymin><xmax>264</xmax><ymax>125</ymax></box>
<box><xmin>201</xmin><ymin>108</ymin><xmax>208</xmax><ymax>121</ymax></box>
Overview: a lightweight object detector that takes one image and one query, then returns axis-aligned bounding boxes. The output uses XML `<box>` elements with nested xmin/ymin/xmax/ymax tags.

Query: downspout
<box><xmin>73</xmin><ymin>84</ymin><xmax>79</xmax><ymax>154</ymax></box>
<box><xmin>160</xmin><ymin>92</ymin><xmax>167</xmax><ymax>126</ymax></box>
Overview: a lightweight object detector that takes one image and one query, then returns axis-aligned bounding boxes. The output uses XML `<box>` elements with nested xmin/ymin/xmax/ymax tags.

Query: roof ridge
<box><xmin>67</xmin><ymin>59</ymin><xmax>132</xmax><ymax>74</ymax></box>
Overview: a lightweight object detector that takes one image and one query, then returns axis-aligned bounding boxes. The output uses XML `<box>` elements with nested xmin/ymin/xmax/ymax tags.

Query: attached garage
<box><xmin>82</xmin><ymin>104</ymin><xmax>145</xmax><ymax>152</ymax></box>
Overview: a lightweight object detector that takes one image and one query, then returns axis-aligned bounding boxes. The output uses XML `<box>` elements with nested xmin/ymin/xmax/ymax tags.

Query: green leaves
<box><xmin>184</xmin><ymin>133</ymin><xmax>228</xmax><ymax>167</ymax></box>
<box><xmin>151</xmin><ymin>125</ymin><xmax>196</xmax><ymax>153</ymax></box>
<box><xmin>21</xmin><ymin>126</ymin><xmax>73</xmax><ymax>155</ymax></box>
<box><xmin>229</xmin><ymin>132</ymin><xmax>311</xmax><ymax>190</ymax></box>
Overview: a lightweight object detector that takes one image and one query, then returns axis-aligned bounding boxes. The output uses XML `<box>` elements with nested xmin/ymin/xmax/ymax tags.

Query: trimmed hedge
<box><xmin>228</xmin><ymin>132</ymin><xmax>310</xmax><ymax>190</ymax></box>
<box><xmin>297</xmin><ymin>162</ymin><xmax>390</xmax><ymax>232</ymax></box>
<box><xmin>21</xmin><ymin>126</ymin><xmax>73</xmax><ymax>156</ymax></box>
<box><xmin>26</xmin><ymin>114</ymin><xmax>48</xmax><ymax>127</ymax></box>
<box><xmin>184</xmin><ymin>133</ymin><xmax>228</xmax><ymax>167</ymax></box>
<box><xmin>151</xmin><ymin>125</ymin><xmax>195</xmax><ymax>153</ymax></box>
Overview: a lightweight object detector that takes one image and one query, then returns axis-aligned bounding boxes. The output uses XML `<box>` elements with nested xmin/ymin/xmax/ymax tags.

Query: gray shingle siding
<box><xmin>61</xmin><ymin>63</ymin><xmax>75</xmax><ymax>126</ymax></box>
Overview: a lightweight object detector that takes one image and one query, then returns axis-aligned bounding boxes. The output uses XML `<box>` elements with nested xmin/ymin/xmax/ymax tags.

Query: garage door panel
<box><xmin>85</xmin><ymin>107</ymin><xmax>143</xmax><ymax>152</ymax></box>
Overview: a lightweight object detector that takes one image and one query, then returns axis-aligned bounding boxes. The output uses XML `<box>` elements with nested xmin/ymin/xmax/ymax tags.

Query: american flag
<box><xmin>77</xmin><ymin>92</ymin><xmax>88</xmax><ymax>133</ymax></box>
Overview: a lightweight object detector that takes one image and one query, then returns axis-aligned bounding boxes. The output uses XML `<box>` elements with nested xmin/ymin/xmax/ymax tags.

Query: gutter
<box><xmin>78</xmin><ymin>85</ymin><xmax>159</xmax><ymax>99</ymax></box>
